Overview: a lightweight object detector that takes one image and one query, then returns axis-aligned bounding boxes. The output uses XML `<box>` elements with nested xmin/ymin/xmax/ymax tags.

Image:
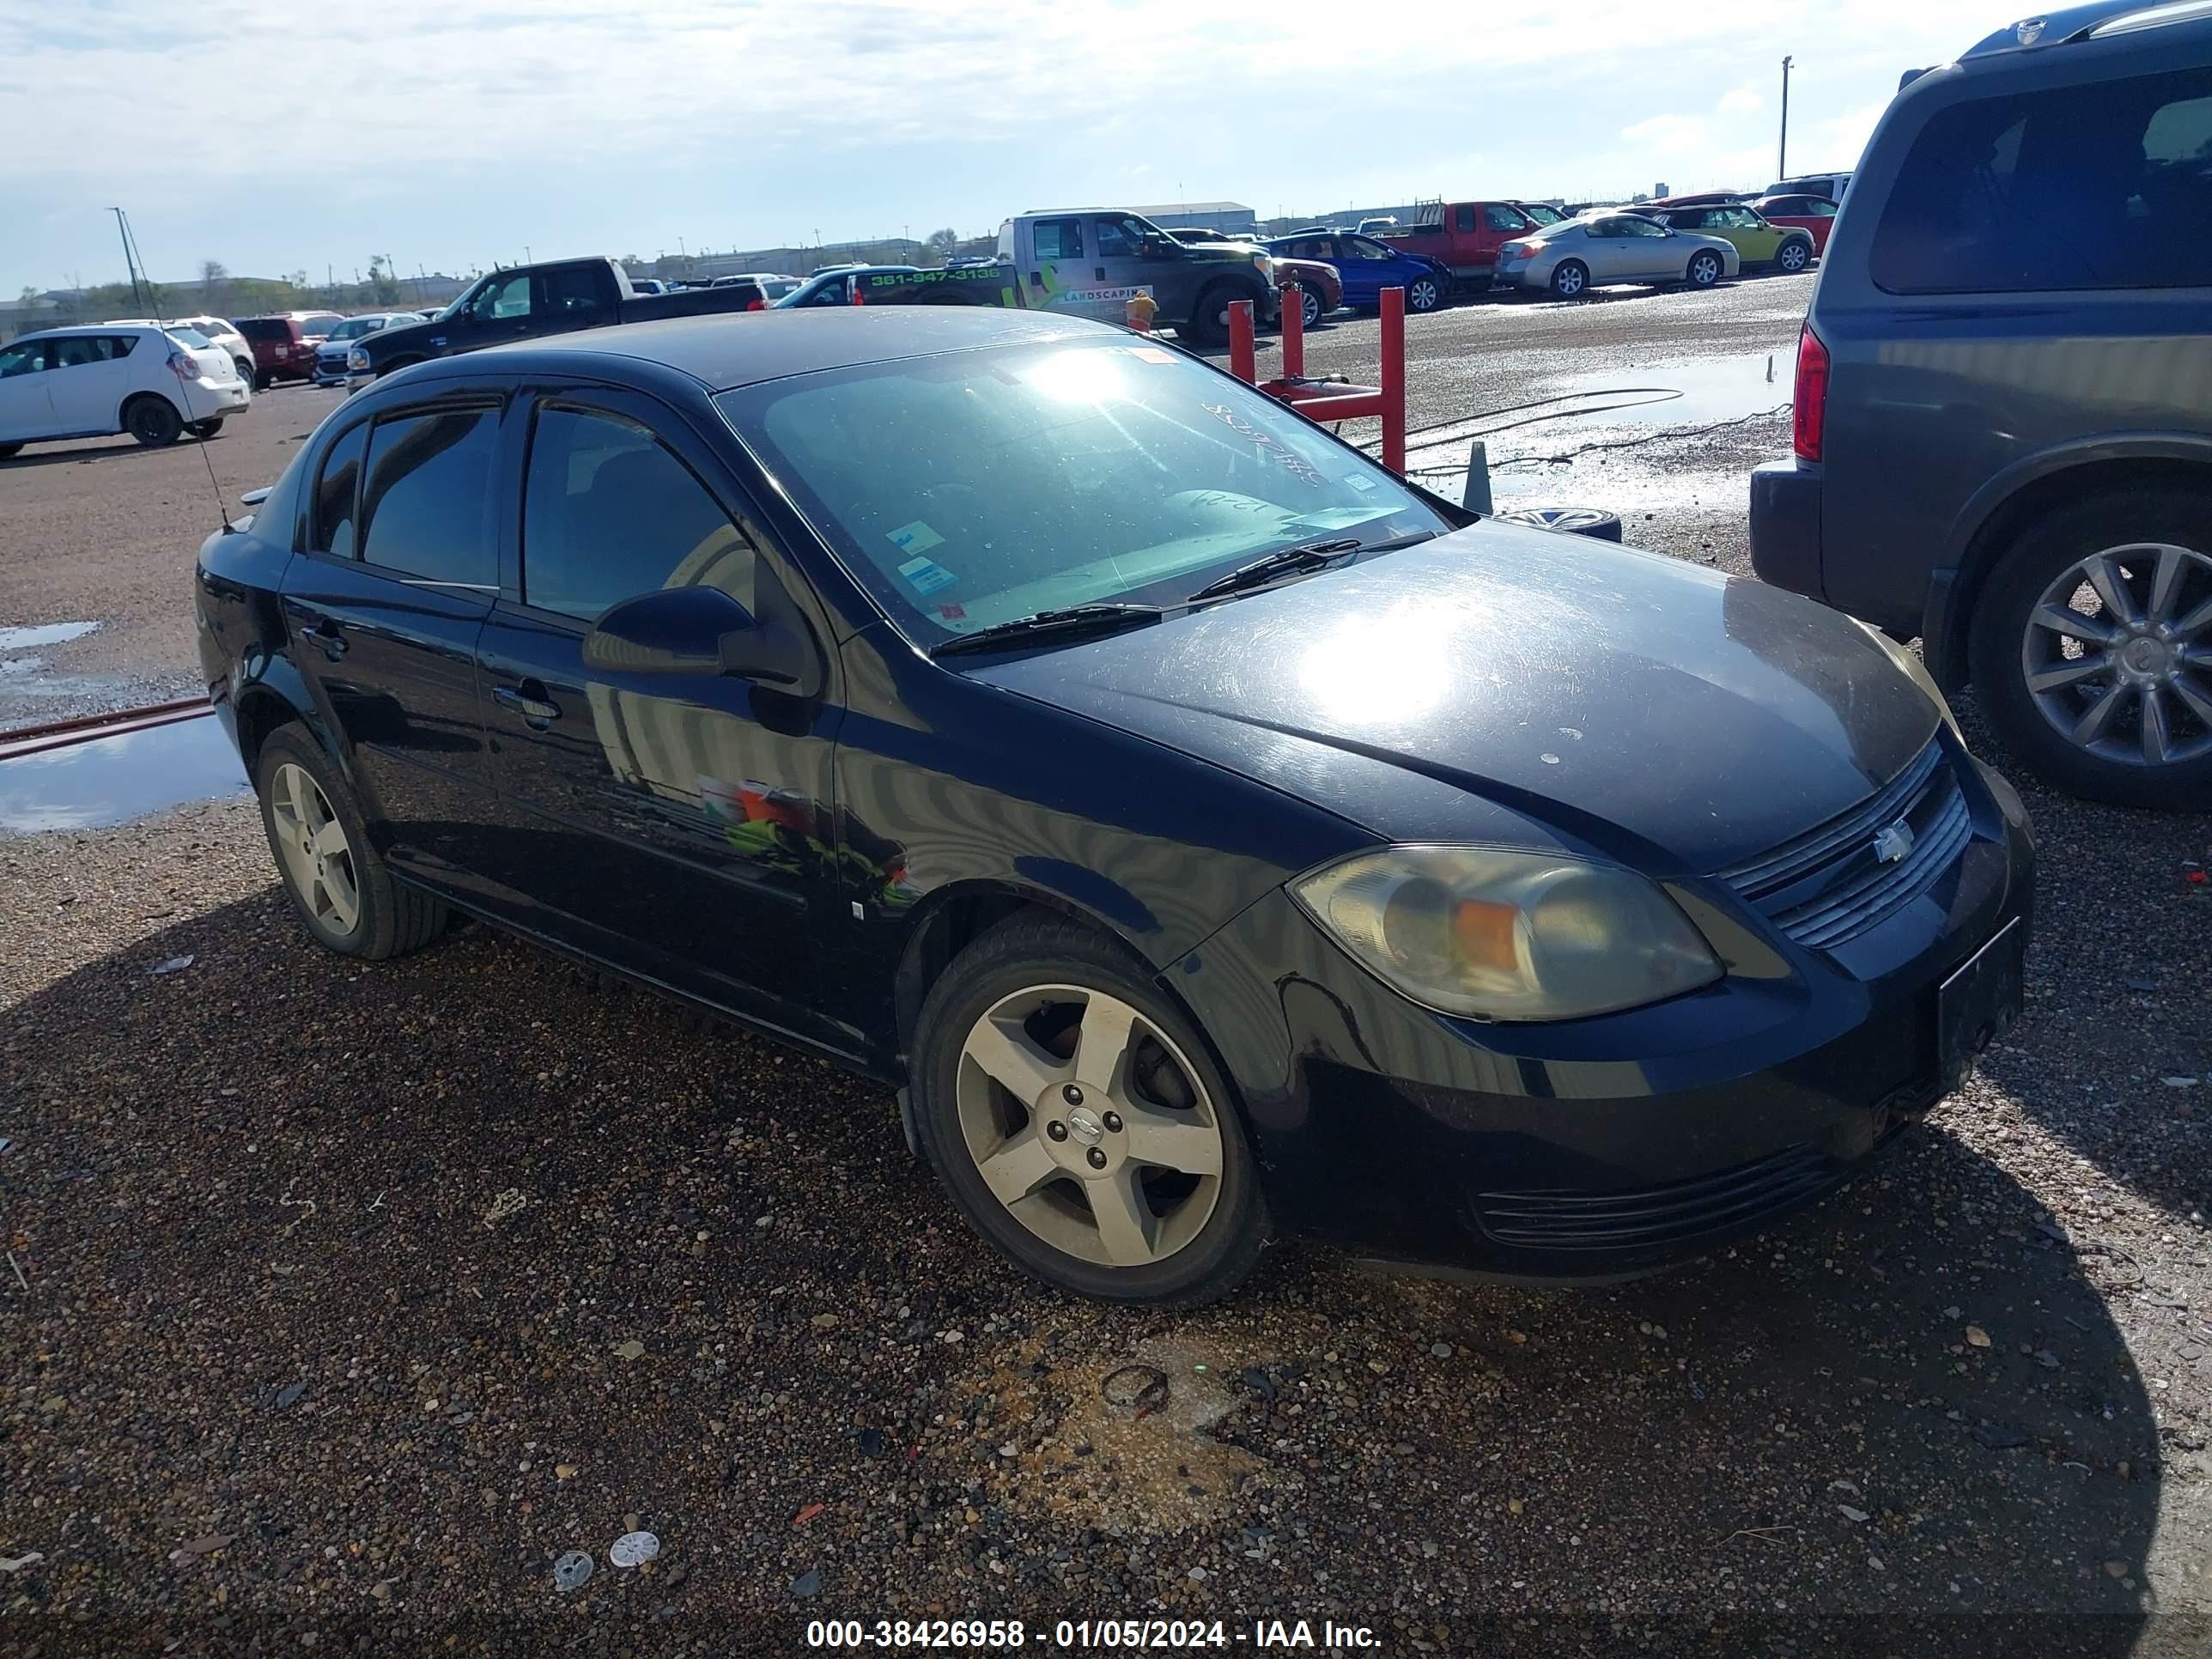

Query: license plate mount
<box><xmin>1936</xmin><ymin>917</ymin><xmax>2025</xmax><ymax>1087</ymax></box>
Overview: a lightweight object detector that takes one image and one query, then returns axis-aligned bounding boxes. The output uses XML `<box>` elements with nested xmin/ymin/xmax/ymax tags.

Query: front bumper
<box><xmin>313</xmin><ymin>359</ymin><xmax>349</xmax><ymax>386</ymax></box>
<box><xmin>1168</xmin><ymin>746</ymin><xmax>2034</xmax><ymax>1279</ymax></box>
<box><xmin>1749</xmin><ymin>458</ymin><xmax>1824</xmax><ymax>600</ymax></box>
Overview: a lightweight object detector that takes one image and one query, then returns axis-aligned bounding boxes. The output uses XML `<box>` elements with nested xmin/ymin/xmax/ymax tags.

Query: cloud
<box><xmin>1621</xmin><ymin>113</ymin><xmax>1713</xmax><ymax>155</ymax></box>
<box><xmin>1718</xmin><ymin>86</ymin><xmax>1765</xmax><ymax>115</ymax></box>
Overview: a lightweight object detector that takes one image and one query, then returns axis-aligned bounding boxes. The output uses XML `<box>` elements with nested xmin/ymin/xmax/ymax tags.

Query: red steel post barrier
<box><xmin>1280</xmin><ymin>283</ymin><xmax>1304</xmax><ymax>380</ymax></box>
<box><xmin>1380</xmin><ymin>285</ymin><xmax>1406</xmax><ymax>476</ymax></box>
<box><xmin>1228</xmin><ymin>299</ymin><xmax>1256</xmax><ymax>385</ymax></box>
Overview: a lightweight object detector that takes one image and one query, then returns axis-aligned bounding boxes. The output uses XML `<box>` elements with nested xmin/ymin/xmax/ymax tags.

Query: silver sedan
<box><xmin>1492</xmin><ymin>212</ymin><xmax>1740</xmax><ymax>300</ymax></box>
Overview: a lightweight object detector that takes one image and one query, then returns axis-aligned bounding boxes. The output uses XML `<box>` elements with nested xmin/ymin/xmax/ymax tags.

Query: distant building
<box><xmin>1129</xmin><ymin>202</ymin><xmax>1258</xmax><ymax>234</ymax></box>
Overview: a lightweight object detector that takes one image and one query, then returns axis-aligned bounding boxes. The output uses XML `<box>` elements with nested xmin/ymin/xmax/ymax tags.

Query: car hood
<box><xmin>965</xmin><ymin>526</ymin><xmax>1939</xmax><ymax>873</ymax></box>
<box><xmin>362</xmin><ymin>317</ymin><xmax>439</xmax><ymax>358</ymax></box>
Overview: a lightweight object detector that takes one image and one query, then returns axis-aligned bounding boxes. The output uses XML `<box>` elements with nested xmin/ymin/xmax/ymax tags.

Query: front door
<box><xmin>45</xmin><ymin>334</ymin><xmax>137</xmax><ymax>436</ymax></box>
<box><xmin>1091</xmin><ymin>213</ymin><xmax>1186</xmax><ymax>319</ymax></box>
<box><xmin>0</xmin><ymin>338</ymin><xmax>58</xmax><ymax>441</ymax></box>
<box><xmin>472</xmin><ymin>386</ymin><xmax>849</xmax><ymax>1048</ymax></box>
<box><xmin>277</xmin><ymin>395</ymin><xmax>506</xmax><ymax>892</ymax></box>
<box><xmin>1590</xmin><ymin>215</ymin><xmax>1674</xmax><ymax>281</ymax></box>
<box><xmin>443</xmin><ymin>271</ymin><xmax>534</xmax><ymax>353</ymax></box>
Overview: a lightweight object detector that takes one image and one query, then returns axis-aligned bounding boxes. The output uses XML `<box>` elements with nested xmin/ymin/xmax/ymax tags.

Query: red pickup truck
<box><xmin>1383</xmin><ymin>202</ymin><xmax>1553</xmax><ymax>294</ymax></box>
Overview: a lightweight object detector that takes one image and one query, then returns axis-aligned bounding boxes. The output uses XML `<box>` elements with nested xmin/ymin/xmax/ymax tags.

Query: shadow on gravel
<box><xmin>0</xmin><ymin>884</ymin><xmax>2179</xmax><ymax>1654</ymax></box>
<box><xmin>1949</xmin><ymin>690</ymin><xmax>2212</xmax><ymax>1227</ymax></box>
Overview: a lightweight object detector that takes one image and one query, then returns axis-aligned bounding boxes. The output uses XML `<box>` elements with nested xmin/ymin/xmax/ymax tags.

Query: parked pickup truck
<box><xmin>1383</xmin><ymin>201</ymin><xmax>1557</xmax><ymax>294</ymax></box>
<box><xmin>343</xmin><ymin>257</ymin><xmax>765</xmax><ymax>387</ymax></box>
<box><xmin>822</xmin><ymin>211</ymin><xmax>1278</xmax><ymax>345</ymax></box>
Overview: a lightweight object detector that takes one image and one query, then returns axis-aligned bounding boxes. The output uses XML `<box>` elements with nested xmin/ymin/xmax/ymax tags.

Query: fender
<box><xmin>1921</xmin><ymin>431</ymin><xmax>2212</xmax><ymax>685</ymax></box>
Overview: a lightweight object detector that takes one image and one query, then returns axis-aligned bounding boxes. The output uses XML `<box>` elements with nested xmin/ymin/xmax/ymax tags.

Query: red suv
<box><xmin>234</xmin><ymin>313</ymin><xmax>344</xmax><ymax>389</ymax></box>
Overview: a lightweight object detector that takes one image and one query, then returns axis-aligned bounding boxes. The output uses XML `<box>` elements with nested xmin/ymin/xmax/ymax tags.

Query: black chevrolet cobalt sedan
<box><xmin>195</xmin><ymin>307</ymin><xmax>2033</xmax><ymax>1306</ymax></box>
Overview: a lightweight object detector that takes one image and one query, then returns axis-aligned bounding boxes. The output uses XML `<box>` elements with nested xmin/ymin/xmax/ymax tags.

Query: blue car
<box><xmin>1263</xmin><ymin>230</ymin><xmax>1449</xmax><ymax>314</ymax></box>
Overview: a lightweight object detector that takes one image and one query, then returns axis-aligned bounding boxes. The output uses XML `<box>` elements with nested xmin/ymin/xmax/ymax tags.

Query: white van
<box><xmin>0</xmin><ymin>325</ymin><xmax>249</xmax><ymax>457</ymax></box>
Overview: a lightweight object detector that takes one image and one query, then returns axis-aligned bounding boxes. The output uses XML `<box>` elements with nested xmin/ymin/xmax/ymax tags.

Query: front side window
<box><xmin>522</xmin><ymin>405</ymin><xmax>757</xmax><ymax>623</ymax></box>
<box><xmin>476</xmin><ymin>275</ymin><xmax>532</xmax><ymax>319</ymax></box>
<box><xmin>719</xmin><ymin>341</ymin><xmax>1452</xmax><ymax>648</ymax></box>
<box><xmin>1348</xmin><ymin>237</ymin><xmax>1396</xmax><ymax>261</ymax></box>
<box><xmin>358</xmin><ymin>406</ymin><xmax>499</xmax><ymax>586</ymax></box>
<box><xmin>1095</xmin><ymin>216</ymin><xmax>1155</xmax><ymax>258</ymax></box>
<box><xmin>1031</xmin><ymin>219</ymin><xmax>1084</xmax><ymax>261</ymax></box>
<box><xmin>1616</xmin><ymin>216</ymin><xmax>1668</xmax><ymax>238</ymax></box>
<box><xmin>1485</xmin><ymin>204</ymin><xmax>1529</xmax><ymax>232</ymax></box>
<box><xmin>312</xmin><ymin>423</ymin><xmax>368</xmax><ymax>557</ymax></box>
<box><xmin>0</xmin><ymin>340</ymin><xmax>46</xmax><ymax>377</ymax></box>
<box><xmin>1871</xmin><ymin>64</ymin><xmax>2212</xmax><ymax>293</ymax></box>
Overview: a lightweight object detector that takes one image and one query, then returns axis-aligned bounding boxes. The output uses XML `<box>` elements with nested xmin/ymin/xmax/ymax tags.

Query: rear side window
<box><xmin>1455</xmin><ymin>204</ymin><xmax>1477</xmax><ymax>232</ymax></box>
<box><xmin>1031</xmin><ymin>219</ymin><xmax>1083</xmax><ymax>261</ymax></box>
<box><xmin>1870</xmin><ymin>64</ymin><xmax>2212</xmax><ymax>293</ymax></box>
<box><xmin>359</xmin><ymin>406</ymin><xmax>499</xmax><ymax>586</ymax></box>
<box><xmin>542</xmin><ymin>265</ymin><xmax>607</xmax><ymax>315</ymax></box>
<box><xmin>521</xmin><ymin>405</ymin><xmax>757</xmax><ymax>623</ymax></box>
<box><xmin>52</xmin><ymin>335</ymin><xmax>134</xmax><ymax>366</ymax></box>
<box><xmin>312</xmin><ymin>424</ymin><xmax>368</xmax><ymax>557</ymax></box>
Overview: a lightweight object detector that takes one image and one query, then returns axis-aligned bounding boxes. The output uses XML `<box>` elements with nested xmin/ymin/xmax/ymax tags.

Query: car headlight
<box><xmin>347</xmin><ymin>346</ymin><xmax>369</xmax><ymax>370</ymax></box>
<box><xmin>1291</xmin><ymin>845</ymin><xmax>1722</xmax><ymax>1022</ymax></box>
<box><xmin>1853</xmin><ymin>619</ymin><xmax>1961</xmax><ymax>738</ymax></box>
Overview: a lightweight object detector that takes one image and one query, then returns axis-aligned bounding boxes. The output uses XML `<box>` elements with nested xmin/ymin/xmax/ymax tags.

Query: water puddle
<box><xmin>0</xmin><ymin>621</ymin><xmax>100</xmax><ymax>651</ymax></box>
<box><xmin>1536</xmin><ymin>353</ymin><xmax>1790</xmax><ymax>428</ymax></box>
<box><xmin>0</xmin><ymin>715</ymin><xmax>248</xmax><ymax>835</ymax></box>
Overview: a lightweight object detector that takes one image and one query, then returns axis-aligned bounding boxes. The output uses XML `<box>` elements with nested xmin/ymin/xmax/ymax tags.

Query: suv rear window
<box><xmin>239</xmin><ymin>319</ymin><xmax>292</xmax><ymax>343</ymax></box>
<box><xmin>1869</xmin><ymin>64</ymin><xmax>2212</xmax><ymax>294</ymax></box>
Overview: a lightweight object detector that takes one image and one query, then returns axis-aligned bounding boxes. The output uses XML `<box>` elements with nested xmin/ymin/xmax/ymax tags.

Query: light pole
<box><xmin>1778</xmin><ymin>56</ymin><xmax>1794</xmax><ymax>180</ymax></box>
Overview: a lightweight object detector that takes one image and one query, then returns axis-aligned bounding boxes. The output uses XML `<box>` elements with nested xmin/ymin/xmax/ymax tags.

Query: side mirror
<box><xmin>583</xmin><ymin>584</ymin><xmax>820</xmax><ymax>694</ymax></box>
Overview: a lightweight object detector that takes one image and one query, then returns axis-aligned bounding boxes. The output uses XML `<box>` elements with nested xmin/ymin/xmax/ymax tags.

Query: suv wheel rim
<box><xmin>2021</xmin><ymin>541</ymin><xmax>2212</xmax><ymax>767</ymax></box>
<box><xmin>955</xmin><ymin>984</ymin><xmax>1224</xmax><ymax>1268</ymax></box>
<box><xmin>270</xmin><ymin>762</ymin><xmax>362</xmax><ymax>933</ymax></box>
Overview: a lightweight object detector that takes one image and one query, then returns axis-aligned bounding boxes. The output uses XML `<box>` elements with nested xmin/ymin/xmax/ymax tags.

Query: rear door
<box><xmin>277</xmin><ymin>393</ymin><xmax>507</xmax><ymax>890</ymax></box>
<box><xmin>474</xmin><ymin>385</ymin><xmax>848</xmax><ymax>1042</ymax></box>
<box><xmin>1023</xmin><ymin>216</ymin><xmax>1107</xmax><ymax>316</ymax></box>
<box><xmin>45</xmin><ymin>333</ymin><xmax>140</xmax><ymax>435</ymax></box>
<box><xmin>536</xmin><ymin>262</ymin><xmax>615</xmax><ymax>335</ymax></box>
<box><xmin>1711</xmin><ymin>204</ymin><xmax>1780</xmax><ymax>263</ymax></box>
<box><xmin>0</xmin><ymin>338</ymin><xmax>59</xmax><ymax>441</ymax></box>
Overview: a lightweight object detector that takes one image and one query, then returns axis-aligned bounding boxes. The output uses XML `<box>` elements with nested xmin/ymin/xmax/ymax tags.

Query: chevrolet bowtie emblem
<box><xmin>1872</xmin><ymin>819</ymin><xmax>1916</xmax><ymax>864</ymax></box>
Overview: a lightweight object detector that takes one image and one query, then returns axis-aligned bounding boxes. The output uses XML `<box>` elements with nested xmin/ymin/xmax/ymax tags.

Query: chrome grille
<box><xmin>1720</xmin><ymin>742</ymin><xmax>1970</xmax><ymax>951</ymax></box>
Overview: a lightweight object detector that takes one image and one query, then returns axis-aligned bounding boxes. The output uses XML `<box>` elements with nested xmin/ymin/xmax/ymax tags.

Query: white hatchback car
<box><xmin>111</xmin><ymin>314</ymin><xmax>258</xmax><ymax>388</ymax></box>
<box><xmin>0</xmin><ymin>325</ymin><xmax>250</xmax><ymax>457</ymax></box>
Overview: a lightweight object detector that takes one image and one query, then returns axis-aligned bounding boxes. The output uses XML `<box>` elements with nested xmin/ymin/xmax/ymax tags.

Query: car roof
<box><xmin>1963</xmin><ymin>0</ymin><xmax>2212</xmax><ymax>55</ymax></box>
<box><xmin>459</xmin><ymin>307</ymin><xmax>1117</xmax><ymax>393</ymax></box>
<box><xmin>16</xmin><ymin>323</ymin><xmax>165</xmax><ymax>338</ymax></box>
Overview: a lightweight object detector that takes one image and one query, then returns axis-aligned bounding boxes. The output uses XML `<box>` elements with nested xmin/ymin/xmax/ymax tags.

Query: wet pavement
<box><xmin>0</xmin><ymin>714</ymin><xmax>247</xmax><ymax>836</ymax></box>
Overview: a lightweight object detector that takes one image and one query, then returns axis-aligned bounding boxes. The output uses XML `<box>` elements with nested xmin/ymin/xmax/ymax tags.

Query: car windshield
<box><xmin>326</xmin><ymin>318</ymin><xmax>380</xmax><ymax>339</ymax></box>
<box><xmin>1520</xmin><ymin>204</ymin><xmax>1564</xmax><ymax>225</ymax></box>
<box><xmin>717</xmin><ymin>339</ymin><xmax>1452</xmax><ymax>646</ymax></box>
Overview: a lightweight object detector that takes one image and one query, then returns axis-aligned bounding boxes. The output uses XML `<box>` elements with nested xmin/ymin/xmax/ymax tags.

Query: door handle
<box><xmin>494</xmin><ymin>682</ymin><xmax>561</xmax><ymax>726</ymax></box>
<box><xmin>1096</xmin><ymin>266</ymin><xmax>1107</xmax><ymax>281</ymax></box>
<box><xmin>301</xmin><ymin>618</ymin><xmax>346</xmax><ymax>660</ymax></box>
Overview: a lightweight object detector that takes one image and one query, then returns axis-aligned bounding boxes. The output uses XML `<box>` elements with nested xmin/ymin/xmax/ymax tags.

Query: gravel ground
<box><xmin>4</xmin><ymin>281</ymin><xmax>2211</xmax><ymax>1656</ymax></box>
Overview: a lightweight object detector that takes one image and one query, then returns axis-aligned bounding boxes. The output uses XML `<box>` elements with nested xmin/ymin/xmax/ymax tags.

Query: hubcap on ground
<box><xmin>956</xmin><ymin>985</ymin><xmax>1224</xmax><ymax>1268</ymax></box>
<box><xmin>270</xmin><ymin>762</ymin><xmax>361</xmax><ymax>933</ymax></box>
<box><xmin>2021</xmin><ymin>541</ymin><xmax>2212</xmax><ymax>767</ymax></box>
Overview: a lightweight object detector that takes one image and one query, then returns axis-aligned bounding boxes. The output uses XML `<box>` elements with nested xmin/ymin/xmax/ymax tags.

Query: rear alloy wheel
<box><xmin>124</xmin><ymin>396</ymin><xmax>182</xmax><ymax>447</ymax></box>
<box><xmin>234</xmin><ymin>356</ymin><xmax>254</xmax><ymax>385</ymax></box>
<box><xmin>1406</xmin><ymin>274</ymin><xmax>1444</xmax><ymax>313</ymax></box>
<box><xmin>1776</xmin><ymin>237</ymin><xmax>1812</xmax><ymax>274</ymax></box>
<box><xmin>912</xmin><ymin>917</ymin><xmax>1267</xmax><ymax>1306</ymax></box>
<box><xmin>1686</xmin><ymin>251</ymin><xmax>1724</xmax><ymax>288</ymax></box>
<box><xmin>187</xmin><ymin>417</ymin><xmax>224</xmax><ymax>440</ymax></box>
<box><xmin>255</xmin><ymin>724</ymin><xmax>450</xmax><ymax>957</ymax></box>
<box><xmin>1968</xmin><ymin>488</ymin><xmax>2212</xmax><ymax>807</ymax></box>
<box><xmin>1549</xmin><ymin>260</ymin><xmax>1589</xmax><ymax>300</ymax></box>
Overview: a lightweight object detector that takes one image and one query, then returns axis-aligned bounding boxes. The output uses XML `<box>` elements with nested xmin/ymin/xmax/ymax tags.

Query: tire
<box><xmin>254</xmin><ymin>724</ymin><xmax>451</xmax><ymax>957</ymax></box>
<box><xmin>123</xmin><ymin>395</ymin><xmax>182</xmax><ymax>447</ymax></box>
<box><xmin>1181</xmin><ymin>283</ymin><xmax>1249</xmax><ymax>349</ymax></box>
<box><xmin>1494</xmin><ymin>505</ymin><xmax>1624</xmax><ymax>542</ymax></box>
<box><xmin>187</xmin><ymin>417</ymin><xmax>224</xmax><ymax>440</ymax></box>
<box><xmin>1549</xmin><ymin>260</ymin><xmax>1589</xmax><ymax>300</ymax></box>
<box><xmin>233</xmin><ymin>356</ymin><xmax>254</xmax><ymax>386</ymax></box>
<box><xmin>252</xmin><ymin>368</ymin><xmax>271</xmax><ymax>392</ymax></box>
<box><xmin>1776</xmin><ymin>237</ymin><xmax>1812</xmax><ymax>275</ymax></box>
<box><xmin>910</xmin><ymin>915</ymin><xmax>1269</xmax><ymax>1307</ymax></box>
<box><xmin>1966</xmin><ymin>486</ymin><xmax>2212</xmax><ymax>809</ymax></box>
<box><xmin>1685</xmin><ymin>251</ymin><xmax>1724</xmax><ymax>288</ymax></box>
<box><xmin>1405</xmin><ymin>273</ymin><xmax>1444</xmax><ymax>313</ymax></box>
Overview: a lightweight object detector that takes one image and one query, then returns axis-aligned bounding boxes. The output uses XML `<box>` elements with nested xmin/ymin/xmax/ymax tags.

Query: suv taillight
<box><xmin>1792</xmin><ymin>321</ymin><xmax>1830</xmax><ymax>462</ymax></box>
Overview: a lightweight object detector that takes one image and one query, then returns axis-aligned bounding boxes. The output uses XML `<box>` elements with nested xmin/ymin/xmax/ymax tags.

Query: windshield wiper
<box><xmin>930</xmin><ymin>603</ymin><xmax>1165</xmax><ymax>659</ymax></box>
<box><xmin>1185</xmin><ymin>531</ymin><xmax>1439</xmax><ymax>604</ymax></box>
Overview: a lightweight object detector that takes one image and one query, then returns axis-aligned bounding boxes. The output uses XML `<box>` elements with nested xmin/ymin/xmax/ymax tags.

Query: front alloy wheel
<box><xmin>911</xmin><ymin>917</ymin><xmax>1267</xmax><ymax>1305</ymax></box>
<box><xmin>1407</xmin><ymin>276</ymin><xmax>1443</xmax><ymax>313</ymax></box>
<box><xmin>1686</xmin><ymin>251</ymin><xmax>1723</xmax><ymax>287</ymax></box>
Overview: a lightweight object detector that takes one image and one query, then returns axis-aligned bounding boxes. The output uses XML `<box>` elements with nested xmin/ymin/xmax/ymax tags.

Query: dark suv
<box><xmin>1750</xmin><ymin>2</ymin><xmax>2212</xmax><ymax>808</ymax></box>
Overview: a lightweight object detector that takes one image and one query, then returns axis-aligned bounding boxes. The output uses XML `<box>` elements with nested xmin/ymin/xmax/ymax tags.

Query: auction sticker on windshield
<box><xmin>897</xmin><ymin>556</ymin><xmax>959</xmax><ymax>596</ymax></box>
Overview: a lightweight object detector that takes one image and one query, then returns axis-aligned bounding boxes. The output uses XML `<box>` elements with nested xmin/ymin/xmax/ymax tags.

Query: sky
<box><xmin>1</xmin><ymin>0</ymin><xmax>2008</xmax><ymax>295</ymax></box>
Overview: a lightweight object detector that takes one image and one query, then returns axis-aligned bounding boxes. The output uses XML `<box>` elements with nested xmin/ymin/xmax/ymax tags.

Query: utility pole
<box><xmin>112</xmin><ymin>209</ymin><xmax>145</xmax><ymax>311</ymax></box>
<box><xmin>1778</xmin><ymin>56</ymin><xmax>1794</xmax><ymax>180</ymax></box>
